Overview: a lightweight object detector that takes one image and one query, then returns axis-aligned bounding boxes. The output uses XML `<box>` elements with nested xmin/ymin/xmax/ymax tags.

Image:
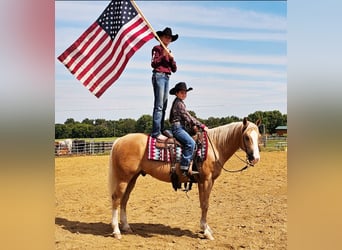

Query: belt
<box><xmin>153</xmin><ymin>71</ymin><xmax>171</xmax><ymax>76</ymax></box>
<box><xmin>171</xmin><ymin>121</ymin><xmax>181</xmax><ymax>126</ymax></box>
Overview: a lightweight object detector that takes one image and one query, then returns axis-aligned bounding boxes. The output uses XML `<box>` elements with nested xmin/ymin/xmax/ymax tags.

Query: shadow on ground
<box><xmin>55</xmin><ymin>217</ymin><xmax>200</xmax><ymax>239</ymax></box>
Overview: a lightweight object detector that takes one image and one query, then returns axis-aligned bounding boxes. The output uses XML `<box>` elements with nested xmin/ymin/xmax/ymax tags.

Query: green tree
<box><xmin>206</xmin><ymin>117</ymin><xmax>221</xmax><ymax>128</ymax></box>
<box><xmin>94</xmin><ymin>118</ymin><xmax>107</xmax><ymax>126</ymax></box>
<box><xmin>55</xmin><ymin>124</ymin><xmax>72</xmax><ymax>139</ymax></box>
<box><xmin>82</xmin><ymin>118</ymin><xmax>95</xmax><ymax>126</ymax></box>
<box><xmin>266</xmin><ymin>110</ymin><xmax>286</xmax><ymax>134</ymax></box>
<box><xmin>69</xmin><ymin>123</ymin><xmax>90</xmax><ymax>138</ymax></box>
<box><xmin>247</xmin><ymin>110</ymin><xmax>287</xmax><ymax>134</ymax></box>
<box><xmin>55</xmin><ymin>110</ymin><xmax>287</xmax><ymax>138</ymax></box>
<box><xmin>115</xmin><ymin>118</ymin><xmax>136</xmax><ymax>136</ymax></box>
<box><xmin>136</xmin><ymin>114</ymin><xmax>152</xmax><ymax>133</ymax></box>
<box><xmin>64</xmin><ymin>118</ymin><xmax>76</xmax><ymax>125</ymax></box>
<box><xmin>188</xmin><ymin>110</ymin><xmax>196</xmax><ymax>117</ymax></box>
<box><xmin>94</xmin><ymin>124</ymin><xmax>110</xmax><ymax>137</ymax></box>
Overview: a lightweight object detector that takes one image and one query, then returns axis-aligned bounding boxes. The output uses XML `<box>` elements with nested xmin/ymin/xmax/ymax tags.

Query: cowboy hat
<box><xmin>169</xmin><ymin>82</ymin><xmax>193</xmax><ymax>95</ymax></box>
<box><xmin>156</xmin><ymin>27</ymin><xmax>178</xmax><ymax>42</ymax></box>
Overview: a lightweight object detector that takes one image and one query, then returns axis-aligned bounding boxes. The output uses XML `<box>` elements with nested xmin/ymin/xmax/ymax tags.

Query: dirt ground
<box><xmin>55</xmin><ymin>151</ymin><xmax>287</xmax><ymax>249</ymax></box>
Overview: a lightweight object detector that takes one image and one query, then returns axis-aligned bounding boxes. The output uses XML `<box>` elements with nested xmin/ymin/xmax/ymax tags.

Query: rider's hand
<box><xmin>192</xmin><ymin>126</ymin><xmax>199</xmax><ymax>134</ymax></box>
<box><xmin>200</xmin><ymin>124</ymin><xmax>209</xmax><ymax>132</ymax></box>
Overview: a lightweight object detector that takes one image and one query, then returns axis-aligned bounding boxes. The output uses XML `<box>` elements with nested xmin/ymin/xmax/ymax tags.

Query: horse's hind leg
<box><xmin>120</xmin><ymin>173</ymin><xmax>140</xmax><ymax>233</ymax></box>
<box><xmin>111</xmin><ymin>181</ymin><xmax>128</xmax><ymax>239</ymax></box>
<box><xmin>110</xmin><ymin>172</ymin><xmax>140</xmax><ymax>239</ymax></box>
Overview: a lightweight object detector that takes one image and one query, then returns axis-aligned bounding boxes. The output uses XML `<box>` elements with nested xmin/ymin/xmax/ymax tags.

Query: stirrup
<box><xmin>182</xmin><ymin>169</ymin><xmax>199</xmax><ymax>177</ymax></box>
<box><xmin>189</xmin><ymin>170</ymin><xmax>199</xmax><ymax>175</ymax></box>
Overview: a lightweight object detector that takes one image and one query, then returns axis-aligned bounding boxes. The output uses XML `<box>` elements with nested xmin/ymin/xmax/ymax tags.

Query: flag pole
<box><xmin>130</xmin><ymin>0</ymin><xmax>172</xmax><ymax>55</ymax></box>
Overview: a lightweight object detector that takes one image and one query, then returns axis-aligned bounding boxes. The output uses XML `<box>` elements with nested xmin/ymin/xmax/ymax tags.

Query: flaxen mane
<box><xmin>208</xmin><ymin>122</ymin><xmax>244</xmax><ymax>157</ymax></box>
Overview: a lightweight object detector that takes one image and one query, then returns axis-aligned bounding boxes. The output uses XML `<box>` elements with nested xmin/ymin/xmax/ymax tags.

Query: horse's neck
<box><xmin>209</xmin><ymin>123</ymin><xmax>242</xmax><ymax>163</ymax></box>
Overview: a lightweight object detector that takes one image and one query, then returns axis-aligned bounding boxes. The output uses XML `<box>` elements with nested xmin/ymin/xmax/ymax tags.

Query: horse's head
<box><xmin>240</xmin><ymin>117</ymin><xmax>261</xmax><ymax>165</ymax></box>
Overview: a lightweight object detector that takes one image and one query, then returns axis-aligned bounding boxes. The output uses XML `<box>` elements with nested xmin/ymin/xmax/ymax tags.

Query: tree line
<box><xmin>55</xmin><ymin>110</ymin><xmax>287</xmax><ymax>139</ymax></box>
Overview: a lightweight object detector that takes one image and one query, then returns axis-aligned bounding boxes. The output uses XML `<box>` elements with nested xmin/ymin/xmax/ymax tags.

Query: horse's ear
<box><xmin>243</xmin><ymin>117</ymin><xmax>248</xmax><ymax>126</ymax></box>
<box><xmin>256</xmin><ymin>119</ymin><xmax>261</xmax><ymax>126</ymax></box>
<box><xmin>242</xmin><ymin>117</ymin><xmax>248</xmax><ymax>132</ymax></box>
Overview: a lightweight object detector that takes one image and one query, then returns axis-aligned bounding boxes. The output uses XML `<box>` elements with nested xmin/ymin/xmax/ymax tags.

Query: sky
<box><xmin>55</xmin><ymin>1</ymin><xmax>287</xmax><ymax>124</ymax></box>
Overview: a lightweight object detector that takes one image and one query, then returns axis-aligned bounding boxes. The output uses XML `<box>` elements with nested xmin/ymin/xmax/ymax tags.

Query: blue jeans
<box><xmin>171</xmin><ymin>124</ymin><xmax>196</xmax><ymax>169</ymax></box>
<box><xmin>151</xmin><ymin>72</ymin><xmax>169</xmax><ymax>137</ymax></box>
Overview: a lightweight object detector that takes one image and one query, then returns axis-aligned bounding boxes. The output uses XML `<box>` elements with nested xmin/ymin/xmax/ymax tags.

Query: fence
<box><xmin>260</xmin><ymin>135</ymin><xmax>287</xmax><ymax>151</ymax></box>
<box><xmin>55</xmin><ymin>135</ymin><xmax>288</xmax><ymax>156</ymax></box>
<box><xmin>55</xmin><ymin>139</ymin><xmax>114</xmax><ymax>156</ymax></box>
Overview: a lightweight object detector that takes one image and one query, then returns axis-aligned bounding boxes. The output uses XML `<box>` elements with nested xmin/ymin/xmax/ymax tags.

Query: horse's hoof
<box><xmin>204</xmin><ymin>230</ymin><xmax>214</xmax><ymax>240</ymax></box>
<box><xmin>113</xmin><ymin>233</ymin><xmax>122</xmax><ymax>239</ymax></box>
<box><xmin>122</xmin><ymin>227</ymin><xmax>133</xmax><ymax>233</ymax></box>
<box><xmin>204</xmin><ymin>233</ymin><xmax>214</xmax><ymax>240</ymax></box>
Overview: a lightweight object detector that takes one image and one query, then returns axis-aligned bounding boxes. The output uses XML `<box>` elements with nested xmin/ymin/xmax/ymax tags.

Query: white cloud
<box><xmin>138</xmin><ymin>2</ymin><xmax>286</xmax><ymax>31</ymax></box>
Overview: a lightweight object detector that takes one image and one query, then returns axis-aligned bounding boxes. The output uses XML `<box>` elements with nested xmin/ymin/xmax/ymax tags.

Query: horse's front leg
<box><xmin>198</xmin><ymin>177</ymin><xmax>215</xmax><ymax>240</ymax></box>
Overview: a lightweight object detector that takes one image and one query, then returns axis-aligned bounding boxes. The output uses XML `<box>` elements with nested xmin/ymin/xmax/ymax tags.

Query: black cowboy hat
<box><xmin>156</xmin><ymin>27</ymin><xmax>178</xmax><ymax>42</ymax></box>
<box><xmin>169</xmin><ymin>82</ymin><xmax>193</xmax><ymax>95</ymax></box>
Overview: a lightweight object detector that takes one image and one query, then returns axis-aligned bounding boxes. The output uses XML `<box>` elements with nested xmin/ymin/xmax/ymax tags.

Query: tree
<box><xmin>55</xmin><ymin>110</ymin><xmax>287</xmax><ymax>138</ymax></box>
<box><xmin>115</xmin><ymin>118</ymin><xmax>136</xmax><ymax>136</ymax></box>
<box><xmin>206</xmin><ymin>117</ymin><xmax>221</xmax><ymax>128</ymax></box>
<box><xmin>94</xmin><ymin>124</ymin><xmax>110</xmax><ymax>138</ymax></box>
<box><xmin>94</xmin><ymin>118</ymin><xmax>107</xmax><ymax>126</ymax></box>
<box><xmin>71</xmin><ymin>123</ymin><xmax>91</xmax><ymax>138</ymax></box>
<box><xmin>64</xmin><ymin>118</ymin><xmax>76</xmax><ymax>125</ymax></box>
<box><xmin>247</xmin><ymin>110</ymin><xmax>287</xmax><ymax>134</ymax></box>
<box><xmin>55</xmin><ymin>124</ymin><xmax>72</xmax><ymax>139</ymax></box>
<box><xmin>136</xmin><ymin>115</ymin><xmax>152</xmax><ymax>133</ymax></box>
<box><xmin>82</xmin><ymin>118</ymin><xmax>95</xmax><ymax>125</ymax></box>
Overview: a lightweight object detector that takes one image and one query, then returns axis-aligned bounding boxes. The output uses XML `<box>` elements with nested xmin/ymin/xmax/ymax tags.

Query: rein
<box><xmin>206</xmin><ymin>131</ymin><xmax>254</xmax><ymax>173</ymax></box>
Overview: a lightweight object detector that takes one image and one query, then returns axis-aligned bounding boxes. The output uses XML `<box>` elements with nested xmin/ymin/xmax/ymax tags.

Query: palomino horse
<box><xmin>108</xmin><ymin>118</ymin><xmax>261</xmax><ymax>240</ymax></box>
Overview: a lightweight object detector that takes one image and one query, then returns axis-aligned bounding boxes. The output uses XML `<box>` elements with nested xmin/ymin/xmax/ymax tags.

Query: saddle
<box><xmin>147</xmin><ymin>130</ymin><xmax>208</xmax><ymax>191</ymax></box>
<box><xmin>154</xmin><ymin>130</ymin><xmax>181</xmax><ymax>149</ymax></box>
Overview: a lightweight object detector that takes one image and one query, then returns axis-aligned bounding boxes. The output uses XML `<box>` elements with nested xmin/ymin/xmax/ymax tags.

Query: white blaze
<box><xmin>250</xmin><ymin>130</ymin><xmax>260</xmax><ymax>164</ymax></box>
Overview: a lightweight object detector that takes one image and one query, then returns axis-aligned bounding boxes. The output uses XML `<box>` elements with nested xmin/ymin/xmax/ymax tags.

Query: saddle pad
<box><xmin>147</xmin><ymin>136</ymin><xmax>181</xmax><ymax>162</ymax></box>
<box><xmin>147</xmin><ymin>134</ymin><xmax>208</xmax><ymax>162</ymax></box>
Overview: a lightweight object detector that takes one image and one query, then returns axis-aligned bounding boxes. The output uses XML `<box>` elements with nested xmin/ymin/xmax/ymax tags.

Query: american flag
<box><xmin>57</xmin><ymin>0</ymin><xmax>154</xmax><ymax>98</ymax></box>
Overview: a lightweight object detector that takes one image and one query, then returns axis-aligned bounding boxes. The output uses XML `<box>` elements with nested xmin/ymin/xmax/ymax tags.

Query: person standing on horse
<box><xmin>151</xmin><ymin>27</ymin><xmax>178</xmax><ymax>141</ymax></box>
<box><xmin>169</xmin><ymin>82</ymin><xmax>208</xmax><ymax>176</ymax></box>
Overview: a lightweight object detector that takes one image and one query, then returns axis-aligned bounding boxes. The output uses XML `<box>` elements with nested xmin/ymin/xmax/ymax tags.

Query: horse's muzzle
<box><xmin>247</xmin><ymin>153</ymin><xmax>260</xmax><ymax>165</ymax></box>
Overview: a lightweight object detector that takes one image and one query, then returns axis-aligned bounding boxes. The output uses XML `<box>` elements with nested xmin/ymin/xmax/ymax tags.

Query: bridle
<box><xmin>206</xmin><ymin>127</ymin><xmax>256</xmax><ymax>173</ymax></box>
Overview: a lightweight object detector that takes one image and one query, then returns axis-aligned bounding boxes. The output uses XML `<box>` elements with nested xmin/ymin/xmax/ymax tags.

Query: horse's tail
<box><xmin>108</xmin><ymin>137</ymin><xmax>121</xmax><ymax>200</ymax></box>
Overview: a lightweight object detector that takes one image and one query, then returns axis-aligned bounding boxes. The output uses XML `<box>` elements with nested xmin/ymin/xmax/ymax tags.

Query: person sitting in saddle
<box><xmin>169</xmin><ymin>82</ymin><xmax>208</xmax><ymax>176</ymax></box>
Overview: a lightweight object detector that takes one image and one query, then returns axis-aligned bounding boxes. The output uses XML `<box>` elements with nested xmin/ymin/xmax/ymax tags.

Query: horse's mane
<box><xmin>208</xmin><ymin>122</ymin><xmax>243</xmax><ymax>153</ymax></box>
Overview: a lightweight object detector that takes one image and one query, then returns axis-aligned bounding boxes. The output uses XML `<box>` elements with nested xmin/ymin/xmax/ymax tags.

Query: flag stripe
<box><xmin>87</xmin><ymin>18</ymin><xmax>153</xmax><ymax>93</ymax></box>
<box><xmin>67</xmin><ymin>25</ymin><xmax>104</xmax><ymax>74</ymax></box>
<box><xmin>94</xmin><ymin>32</ymin><xmax>153</xmax><ymax>97</ymax></box>
<box><xmin>91</xmin><ymin>28</ymin><xmax>152</xmax><ymax>95</ymax></box>
<box><xmin>81</xmin><ymin>16</ymin><xmax>145</xmax><ymax>89</ymax></box>
<box><xmin>74</xmin><ymin>32</ymin><xmax>112</xmax><ymax>80</ymax></box>
<box><xmin>72</xmin><ymin>29</ymin><xmax>110</xmax><ymax>77</ymax></box>
<box><xmin>93</xmin><ymin>29</ymin><xmax>154</xmax><ymax>97</ymax></box>
<box><xmin>58</xmin><ymin>22</ymin><xmax>101</xmax><ymax>70</ymax></box>
<box><xmin>57</xmin><ymin>0</ymin><xmax>154</xmax><ymax>98</ymax></box>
